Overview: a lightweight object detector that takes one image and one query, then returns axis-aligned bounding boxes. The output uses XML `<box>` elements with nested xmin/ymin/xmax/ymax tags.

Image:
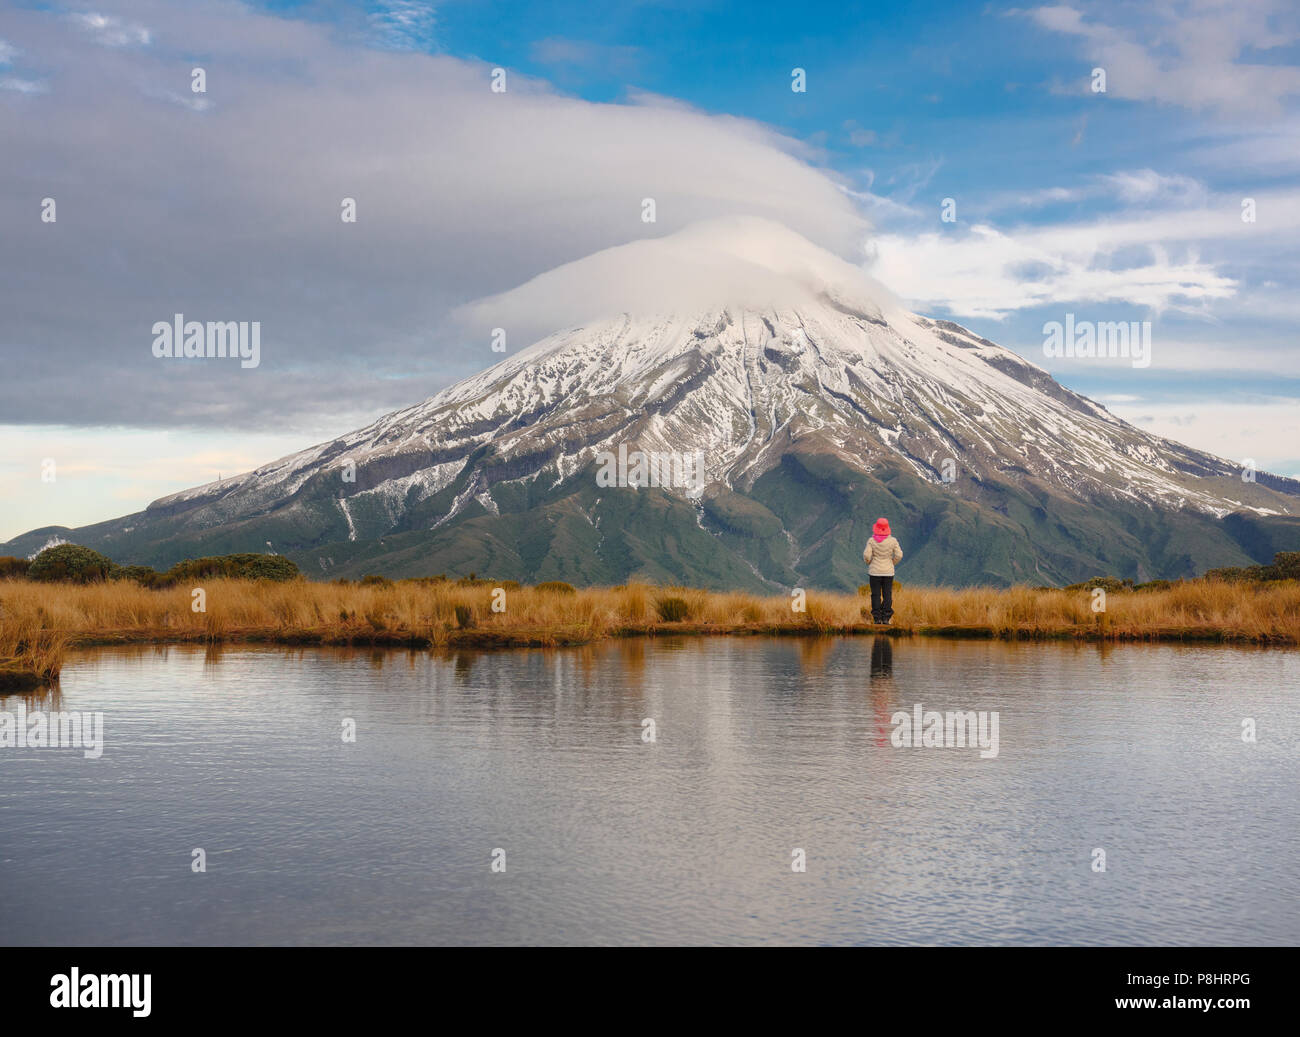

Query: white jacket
<box><xmin>863</xmin><ymin>535</ymin><xmax>903</xmax><ymax>576</ymax></box>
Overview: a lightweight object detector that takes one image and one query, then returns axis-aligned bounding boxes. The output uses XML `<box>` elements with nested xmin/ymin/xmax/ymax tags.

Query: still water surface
<box><xmin>1</xmin><ymin>637</ymin><xmax>1297</xmax><ymax>945</ymax></box>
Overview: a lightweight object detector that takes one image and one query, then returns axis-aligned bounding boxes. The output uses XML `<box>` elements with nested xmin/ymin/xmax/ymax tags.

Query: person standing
<box><xmin>863</xmin><ymin>517</ymin><xmax>903</xmax><ymax>624</ymax></box>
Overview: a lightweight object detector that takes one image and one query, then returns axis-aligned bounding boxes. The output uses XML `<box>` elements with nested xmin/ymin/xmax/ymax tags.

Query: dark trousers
<box><xmin>869</xmin><ymin>575</ymin><xmax>894</xmax><ymax>623</ymax></box>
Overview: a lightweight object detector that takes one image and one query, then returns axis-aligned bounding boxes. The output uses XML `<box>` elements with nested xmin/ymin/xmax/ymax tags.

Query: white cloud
<box><xmin>1043</xmin><ymin>337</ymin><xmax>1287</xmax><ymax>375</ymax></box>
<box><xmin>68</xmin><ymin>11</ymin><xmax>151</xmax><ymax>48</ymax></box>
<box><xmin>0</xmin><ymin>77</ymin><xmax>46</xmax><ymax>94</ymax></box>
<box><xmin>1107</xmin><ymin>398</ymin><xmax>1300</xmax><ymax>477</ymax></box>
<box><xmin>1019</xmin><ymin>0</ymin><xmax>1300</xmax><ymax>115</ymax></box>
<box><xmin>867</xmin><ymin>222</ymin><xmax>1237</xmax><ymax>319</ymax></box>
<box><xmin>0</xmin><ymin>424</ymin><xmax>351</xmax><ymax>542</ymax></box>
<box><xmin>865</xmin><ymin>187</ymin><xmax>1300</xmax><ymax>318</ymax></box>
<box><xmin>0</xmin><ymin>0</ymin><xmax>864</xmax><ymax>431</ymax></box>
<box><xmin>1099</xmin><ymin>169</ymin><xmax>1207</xmax><ymax>205</ymax></box>
<box><xmin>456</xmin><ymin>216</ymin><xmax>897</xmax><ymax>344</ymax></box>
<box><xmin>978</xmin><ymin>169</ymin><xmax>1211</xmax><ymax>216</ymax></box>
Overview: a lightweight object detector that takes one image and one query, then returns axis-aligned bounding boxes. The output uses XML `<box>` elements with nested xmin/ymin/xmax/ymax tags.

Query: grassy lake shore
<box><xmin>2</xmin><ymin>576</ymin><xmax>1297</xmax><ymax>688</ymax></box>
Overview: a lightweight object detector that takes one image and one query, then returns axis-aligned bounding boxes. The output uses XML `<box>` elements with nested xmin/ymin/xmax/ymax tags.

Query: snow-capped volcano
<box><xmin>9</xmin><ymin>219</ymin><xmax>1298</xmax><ymax>588</ymax></box>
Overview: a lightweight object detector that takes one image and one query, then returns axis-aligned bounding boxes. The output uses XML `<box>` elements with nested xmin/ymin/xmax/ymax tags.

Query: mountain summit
<box><xmin>8</xmin><ymin>220</ymin><xmax>1298</xmax><ymax>588</ymax></box>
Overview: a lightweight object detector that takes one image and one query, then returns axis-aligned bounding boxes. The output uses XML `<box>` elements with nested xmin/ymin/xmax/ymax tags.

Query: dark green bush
<box><xmin>159</xmin><ymin>553</ymin><xmax>300</xmax><ymax>585</ymax></box>
<box><xmin>28</xmin><ymin>544</ymin><xmax>115</xmax><ymax>583</ymax></box>
<box><xmin>535</xmin><ymin>581</ymin><xmax>576</xmax><ymax>595</ymax></box>
<box><xmin>0</xmin><ymin>556</ymin><xmax>30</xmax><ymax>579</ymax></box>
<box><xmin>238</xmin><ymin>555</ymin><xmax>301</xmax><ymax>581</ymax></box>
<box><xmin>1204</xmin><ymin>553</ymin><xmax>1299</xmax><ymax>583</ymax></box>
<box><xmin>1064</xmin><ymin>576</ymin><xmax>1134</xmax><ymax>593</ymax></box>
<box><xmin>454</xmin><ymin>604</ymin><xmax>475</xmax><ymax>629</ymax></box>
<box><xmin>655</xmin><ymin>596</ymin><xmax>690</xmax><ymax>622</ymax></box>
<box><xmin>1134</xmin><ymin>579</ymin><xmax>1174</xmax><ymax>592</ymax></box>
<box><xmin>1270</xmin><ymin>552</ymin><xmax>1300</xmax><ymax>580</ymax></box>
<box><xmin>113</xmin><ymin>564</ymin><xmax>161</xmax><ymax>587</ymax></box>
<box><xmin>359</xmin><ymin>573</ymin><xmax>393</xmax><ymax>588</ymax></box>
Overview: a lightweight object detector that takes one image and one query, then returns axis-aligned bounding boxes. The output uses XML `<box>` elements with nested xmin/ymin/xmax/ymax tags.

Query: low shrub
<box><xmin>160</xmin><ymin>553</ymin><xmax>300</xmax><ymax>585</ymax></box>
<box><xmin>0</xmin><ymin>556</ymin><xmax>30</xmax><ymax>580</ymax></box>
<box><xmin>28</xmin><ymin>544</ymin><xmax>115</xmax><ymax>584</ymax></box>
<box><xmin>535</xmin><ymin>581</ymin><xmax>576</xmax><ymax>595</ymax></box>
<box><xmin>1064</xmin><ymin>576</ymin><xmax>1134</xmax><ymax>593</ymax></box>
<box><xmin>1274</xmin><ymin>552</ymin><xmax>1300</xmax><ymax>580</ymax></box>
<box><xmin>113</xmin><ymin>564</ymin><xmax>161</xmax><ymax>587</ymax></box>
<box><xmin>1207</xmin><ymin>552</ymin><xmax>1300</xmax><ymax>583</ymax></box>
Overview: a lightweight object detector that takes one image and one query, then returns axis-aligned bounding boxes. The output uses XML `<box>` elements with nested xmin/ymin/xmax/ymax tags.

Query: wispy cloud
<box><xmin>1107</xmin><ymin>398</ymin><xmax>1300</xmax><ymax>477</ymax></box>
<box><xmin>530</xmin><ymin>37</ymin><xmax>642</xmax><ymax>75</ymax></box>
<box><xmin>868</xmin><ymin>218</ymin><xmax>1240</xmax><ymax>319</ymax></box>
<box><xmin>863</xmin><ymin>183</ymin><xmax>1300</xmax><ymax>318</ymax></box>
<box><xmin>842</xmin><ymin>119</ymin><xmax>878</xmax><ymax>147</ymax></box>
<box><xmin>367</xmin><ymin>1</ymin><xmax>437</xmax><ymax>52</ymax></box>
<box><xmin>68</xmin><ymin>11</ymin><xmax>151</xmax><ymax>48</ymax></box>
<box><xmin>980</xmin><ymin>169</ymin><xmax>1210</xmax><ymax>214</ymax></box>
<box><xmin>1016</xmin><ymin>0</ymin><xmax>1300</xmax><ymax>115</ymax></box>
<box><xmin>0</xmin><ymin>76</ymin><xmax>46</xmax><ymax>95</ymax></box>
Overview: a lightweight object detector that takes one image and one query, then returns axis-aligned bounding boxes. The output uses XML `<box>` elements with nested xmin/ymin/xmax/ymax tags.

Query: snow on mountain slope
<box><xmin>147</xmin><ymin>218</ymin><xmax>1294</xmax><ymax>542</ymax></box>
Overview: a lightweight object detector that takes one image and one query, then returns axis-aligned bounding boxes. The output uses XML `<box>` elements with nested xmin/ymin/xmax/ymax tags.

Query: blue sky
<box><xmin>2</xmin><ymin>0</ymin><xmax>1298</xmax><ymax>538</ymax></box>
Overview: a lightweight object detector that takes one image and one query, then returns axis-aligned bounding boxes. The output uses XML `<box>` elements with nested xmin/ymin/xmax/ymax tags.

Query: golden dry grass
<box><xmin>0</xmin><ymin>604</ymin><xmax>69</xmax><ymax>688</ymax></box>
<box><xmin>1</xmin><ymin>575</ymin><xmax>1297</xmax><ymax>685</ymax></box>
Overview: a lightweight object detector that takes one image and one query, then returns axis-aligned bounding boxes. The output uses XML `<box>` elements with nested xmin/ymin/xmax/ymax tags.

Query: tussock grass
<box><xmin>0</xmin><ymin>576</ymin><xmax>1296</xmax><ymax>682</ymax></box>
<box><xmin>0</xmin><ymin>609</ymin><xmax>69</xmax><ymax>689</ymax></box>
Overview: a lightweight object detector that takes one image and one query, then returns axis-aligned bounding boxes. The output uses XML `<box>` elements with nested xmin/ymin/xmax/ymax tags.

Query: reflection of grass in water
<box><xmin>0</xmin><ymin>684</ymin><xmax>64</xmax><ymax>712</ymax></box>
<box><xmin>1</xmin><ymin>577</ymin><xmax>1298</xmax><ymax>653</ymax></box>
<box><xmin>0</xmin><ymin>614</ymin><xmax>68</xmax><ymax>690</ymax></box>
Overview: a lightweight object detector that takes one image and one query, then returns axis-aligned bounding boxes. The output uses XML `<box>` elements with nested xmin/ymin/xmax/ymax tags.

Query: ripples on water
<box><xmin>1</xmin><ymin>637</ymin><xmax>1297</xmax><ymax>945</ymax></box>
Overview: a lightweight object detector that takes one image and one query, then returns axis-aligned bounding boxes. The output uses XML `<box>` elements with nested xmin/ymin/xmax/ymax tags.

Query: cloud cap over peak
<box><xmin>456</xmin><ymin>216</ymin><xmax>888</xmax><ymax>342</ymax></box>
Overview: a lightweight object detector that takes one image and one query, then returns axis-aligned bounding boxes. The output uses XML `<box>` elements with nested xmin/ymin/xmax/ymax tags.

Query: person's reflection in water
<box><xmin>870</xmin><ymin>635</ymin><xmax>893</xmax><ymax>678</ymax></box>
<box><xmin>869</xmin><ymin>636</ymin><xmax>895</xmax><ymax>747</ymax></box>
